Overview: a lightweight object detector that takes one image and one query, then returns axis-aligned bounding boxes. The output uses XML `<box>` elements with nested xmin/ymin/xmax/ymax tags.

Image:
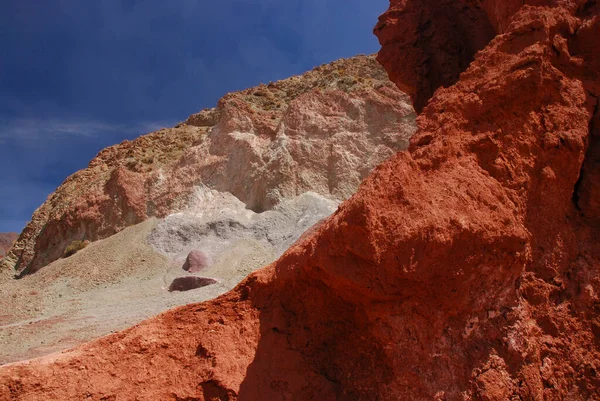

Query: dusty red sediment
<box><xmin>1</xmin><ymin>1</ymin><xmax>600</xmax><ymax>400</ymax></box>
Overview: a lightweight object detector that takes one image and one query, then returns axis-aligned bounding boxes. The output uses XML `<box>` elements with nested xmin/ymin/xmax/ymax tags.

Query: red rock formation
<box><xmin>0</xmin><ymin>233</ymin><xmax>17</xmax><ymax>258</ymax></box>
<box><xmin>373</xmin><ymin>0</ymin><xmax>595</xmax><ymax>112</ymax></box>
<box><xmin>374</xmin><ymin>0</ymin><xmax>496</xmax><ymax>112</ymax></box>
<box><xmin>1</xmin><ymin>1</ymin><xmax>600</xmax><ymax>400</ymax></box>
<box><xmin>1</xmin><ymin>55</ymin><xmax>415</xmax><ymax>276</ymax></box>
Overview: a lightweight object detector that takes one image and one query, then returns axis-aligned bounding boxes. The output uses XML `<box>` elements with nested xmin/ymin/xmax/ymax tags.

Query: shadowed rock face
<box><xmin>373</xmin><ymin>0</ymin><xmax>594</xmax><ymax>113</ymax></box>
<box><xmin>374</xmin><ymin>0</ymin><xmax>496</xmax><ymax>112</ymax></box>
<box><xmin>1</xmin><ymin>2</ymin><xmax>600</xmax><ymax>400</ymax></box>
<box><xmin>1</xmin><ymin>54</ymin><xmax>416</xmax><ymax>277</ymax></box>
<box><xmin>0</xmin><ymin>233</ymin><xmax>17</xmax><ymax>258</ymax></box>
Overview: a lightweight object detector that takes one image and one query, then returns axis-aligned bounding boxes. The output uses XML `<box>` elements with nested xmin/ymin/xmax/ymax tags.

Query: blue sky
<box><xmin>0</xmin><ymin>0</ymin><xmax>388</xmax><ymax>233</ymax></box>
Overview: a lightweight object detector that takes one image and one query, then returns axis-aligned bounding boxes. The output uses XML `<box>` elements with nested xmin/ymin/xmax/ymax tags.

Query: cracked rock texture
<box><xmin>1</xmin><ymin>54</ymin><xmax>415</xmax><ymax>276</ymax></box>
<box><xmin>1</xmin><ymin>1</ymin><xmax>600</xmax><ymax>400</ymax></box>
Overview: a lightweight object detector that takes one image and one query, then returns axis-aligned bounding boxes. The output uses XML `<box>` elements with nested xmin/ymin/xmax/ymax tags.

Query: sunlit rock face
<box><xmin>2</xmin><ymin>54</ymin><xmax>416</xmax><ymax>277</ymax></box>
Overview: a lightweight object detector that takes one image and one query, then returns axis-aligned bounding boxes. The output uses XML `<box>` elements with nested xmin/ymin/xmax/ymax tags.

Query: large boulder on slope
<box><xmin>182</xmin><ymin>250</ymin><xmax>213</xmax><ymax>273</ymax></box>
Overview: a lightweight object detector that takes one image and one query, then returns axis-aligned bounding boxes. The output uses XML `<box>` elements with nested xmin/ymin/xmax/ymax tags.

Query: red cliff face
<box><xmin>373</xmin><ymin>0</ymin><xmax>593</xmax><ymax>112</ymax></box>
<box><xmin>373</xmin><ymin>0</ymin><xmax>496</xmax><ymax>113</ymax></box>
<box><xmin>1</xmin><ymin>1</ymin><xmax>599</xmax><ymax>400</ymax></box>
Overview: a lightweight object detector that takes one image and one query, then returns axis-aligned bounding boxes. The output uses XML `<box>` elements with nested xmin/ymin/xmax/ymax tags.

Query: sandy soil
<box><xmin>0</xmin><ymin>190</ymin><xmax>337</xmax><ymax>365</ymax></box>
<box><xmin>0</xmin><ymin>218</ymin><xmax>273</xmax><ymax>365</ymax></box>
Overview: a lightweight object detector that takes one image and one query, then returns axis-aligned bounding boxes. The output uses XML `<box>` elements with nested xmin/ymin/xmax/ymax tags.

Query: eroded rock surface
<box><xmin>374</xmin><ymin>0</ymin><xmax>496</xmax><ymax>112</ymax></box>
<box><xmin>2</xmin><ymin>54</ymin><xmax>415</xmax><ymax>276</ymax></box>
<box><xmin>148</xmin><ymin>190</ymin><xmax>338</xmax><ymax>263</ymax></box>
<box><xmin>1</xmin><ymin>1</ymin><xmax>599</xmax><ymax>400</ymax></box>
<box><xmin>0</xmin><ymin>233</ymin><xmax>17</xmax><ymax>258</ymax></box>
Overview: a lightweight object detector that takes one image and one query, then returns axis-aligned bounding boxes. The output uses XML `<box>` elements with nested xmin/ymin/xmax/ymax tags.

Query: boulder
<box><xmin>168</xmin><ymin>277</ymin><xmax>217</xmax><ymax>292</ymax></box>
<box><xmin>182</xmin><ymin>250</ymin><xmax>213</xmax><ymax>273</ymax></box>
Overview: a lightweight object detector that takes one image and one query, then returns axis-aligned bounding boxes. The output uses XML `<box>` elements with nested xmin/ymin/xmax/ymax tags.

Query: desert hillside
<box><xmin>1</xmin><ymin>54</ymin><xmax>415</xmax><ymax>278</ymax></box>
<box><xmin>0</xmin><ymin>55</ymin><xmax>416</xmax><ymax>366</ymax></box>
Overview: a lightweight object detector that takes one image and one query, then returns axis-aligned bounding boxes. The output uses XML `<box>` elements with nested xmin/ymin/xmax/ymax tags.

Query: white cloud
<box><xmin>0</xmin><ymin>118</ymin><xmax>174</xmax><ymax>142</ymax></box>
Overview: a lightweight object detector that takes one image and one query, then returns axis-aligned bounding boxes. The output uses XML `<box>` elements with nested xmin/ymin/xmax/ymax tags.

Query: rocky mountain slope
<box><xmin>0</xmin><ymin>55</ymin><xmax>416</xmax><ymax>365</ymax></box>
<box><xmin>0</xmin><ymin>233</ymin><xmax>17</xmax><ymax>258</ymax></box>
<box><xmin>1</xmin><ymin>54</ymin><xmax>415</xmax><ymax>277</ymax></box>
<box><xmin>1</xmin><ymin>1</ymin><xmax>599</xmax><ymax>400</ymax></box>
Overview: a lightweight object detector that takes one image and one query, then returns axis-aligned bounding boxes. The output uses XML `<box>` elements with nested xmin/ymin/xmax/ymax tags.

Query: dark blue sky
<box><xmin>0</xmin><ymin>0</ymin><xmax>388</xmax><ymax>233</ymax></box>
